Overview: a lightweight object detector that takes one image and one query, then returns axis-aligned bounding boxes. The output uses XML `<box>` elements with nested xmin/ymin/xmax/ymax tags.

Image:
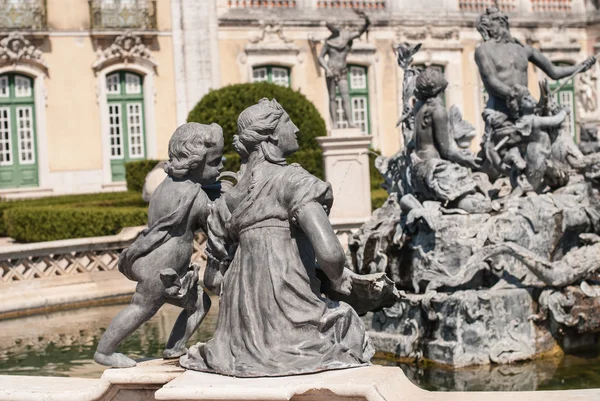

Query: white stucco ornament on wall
<box><xmin>396</xmin><ymin>26</ymin><xmax>459</xmax><ymax>43</ymax></box>
<box><xmin>245</xmin><ymin>21</ymin><xmax>299</xmax><ymax>55</ymax></box>
<box><xmin>92</xmin><ymin>32</ymin><xmax>158</xmax><ymax>74</ymax></box>
<box><xmin>0</xmin><ymin>33</ymin><xmax>47</xmax><ymax>72</ymax></box>
<box><xmin>576</xmin><ymin>65</ymin><xmax>598</xmax><ymax>115</ymax></box>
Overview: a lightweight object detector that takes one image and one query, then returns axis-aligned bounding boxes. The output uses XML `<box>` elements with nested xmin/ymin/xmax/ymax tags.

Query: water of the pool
<box><xmin>1</xmin><ymin>297</ymin><xmax>599</xmax><ymax>391</ymax></box>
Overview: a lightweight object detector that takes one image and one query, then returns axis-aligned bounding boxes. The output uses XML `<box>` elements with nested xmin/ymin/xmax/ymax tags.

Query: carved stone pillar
<box><xmin>171</xmin><ymin>0</ymin><xmax>221</xmax><ymax>125</ymax></box>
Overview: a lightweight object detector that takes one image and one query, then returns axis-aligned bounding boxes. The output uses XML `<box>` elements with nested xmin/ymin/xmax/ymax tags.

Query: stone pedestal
<box><xmin>317</xmin><ymin>130</ymin><xmax>373</xmax><ymax>232</ymax></box>
<box><xmin>155</xmin><ymin>365</ymin><xmax>411</xmax><ymax>401</ymax></box>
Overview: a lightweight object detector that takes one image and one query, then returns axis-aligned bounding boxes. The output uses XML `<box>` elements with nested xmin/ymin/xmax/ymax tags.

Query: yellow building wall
<box><xmin>218</xmin><ymin>39</ymin><xmax>244</xmax><ymax>86</ymax></box>
<box><xmin>44</xmin><ymin>36</ymin><xmax>102</xmax><ymax>171</ymax></box>
<box><xmin>46</xmin><ymin>0</ymin><xmax>89</xmax><ymax>31</ymax></box>
<box><xmin>40</xmin><ymin>0</ymin><xmax>176</xmax><ymax>173</ymax></box>
<box><xmin>378</xmin><ymin>38</ymin><xmax>401</xmax><ymax>156</ymax></box>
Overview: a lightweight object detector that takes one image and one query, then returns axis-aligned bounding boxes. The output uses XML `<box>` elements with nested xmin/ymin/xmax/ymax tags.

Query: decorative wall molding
<box><xmin>92</xmin><ymin>32</ymin><xmax>158</xmax><ymax>74</ymax></box>
<box><xmin>245</xmin><ymin>21</ymin><xmax>299</xmax><ymax>55</ymax></box>
<box><xmin>0</xmin><ymin>33</ymin><xmax>47</xmax><ymax>73</ymax></box>
<box><xmin>396</xmin><ymin>26</ymin><xmax>459</xmax><ymax>43</ymax></box>
<box><xmin>536</xmin><ymin>25</ymin><xmax>582</xmax><ymax>53</ymax></box>
<box><xmin>576</xmin><ymin>65</ymin><xmax>599</xmax><ymax>116</ymax></box>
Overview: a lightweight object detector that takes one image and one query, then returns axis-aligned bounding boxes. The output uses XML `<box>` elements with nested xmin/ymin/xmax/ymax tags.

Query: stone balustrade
<box><xmin>220</xmin><ymin>0</ymin><xmax>585</xmax><ymax>14</ymax></box>
<box><xmin>0</xmin><ymin>0</ymin><xmax>46</xmax><ymax>30</ymax></box>
<box><xmin>88</xmin><ymin>0</ymin><xmax>157</xmax><ymax>30</ymax></box>
<box><xmin>316</xmin><ymin>0</ymin><xmax>387</xmax><ymax>9</ymax></box>
<box><xmin>226</xmin><ymin>0</ymin><xmax>297</xmax><ymax>7</ymax></box>
<box><xmin>0</xmin><ymin>228</ymin><xmax>208</xmax><ymax>318</ymax></box>
<box><xmin>458</xmin><ymin>0</ymin><xmax>518</xmax><ymax>12</ymax></box>
<box><xmin>0</xmin><ymin>227</ymin><xmax>207</xmax><ymax>284</ymax></box>
<box><xmin>0</xmin><ymin>222</ymin><xmax>357</xmax><ymax>320</ymax></box>
<box><xmin>530</xmin><ymin>0</ymin><xmax>573</xmax><ymax>12</ymax></box>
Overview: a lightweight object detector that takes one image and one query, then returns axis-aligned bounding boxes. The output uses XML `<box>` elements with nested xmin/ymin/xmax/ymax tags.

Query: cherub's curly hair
<box><xmin>164</xmin><ymin>122</ymin><xmax>223</xmax><ymax>178</ymax></box>
<box><xmin>234</xmin><ymin>98</ymin><xmax>287</xmax><ymax>164</ymax></box>
<box><xmin>507</xmin><ymin>84</ymin><xmax>533</xmax><ymax>118</ymax></box>
<box><xmin>476</xmin><ymin>7</ymin><xmax>510</xmax><ymax>42</ymax></box>
<box><xmin>415</xmin><ymin>68</ymin><xmax>448</xmax><ymax>101</ymax></box>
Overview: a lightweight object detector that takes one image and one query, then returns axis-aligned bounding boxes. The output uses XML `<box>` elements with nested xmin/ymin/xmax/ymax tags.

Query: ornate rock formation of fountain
<box><xmin>349</xmin><ymin>7</ymin><xmax>600</xmax><ymax>367</ymax></box>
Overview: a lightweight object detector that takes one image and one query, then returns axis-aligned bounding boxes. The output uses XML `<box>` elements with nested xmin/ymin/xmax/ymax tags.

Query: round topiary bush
<box><xmin>187</xmin><ymin>82</ymin><xmax>327</xmax><ymax>154</ymax></box>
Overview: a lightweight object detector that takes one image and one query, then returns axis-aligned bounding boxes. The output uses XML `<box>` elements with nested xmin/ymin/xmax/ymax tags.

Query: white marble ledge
<box><xmin>154</xmin><ymin>364</ymin><xmax>600</xmax><ymax>401</ymax></box>
<box><xmin>1</xmin><ymin>360</ymin><xmax>600</xmax><ymax>401</ymax></box>
<box><xmin>0</xmin><ymin>359</ymin><xmax>183</xmax><ymax>401</ymax></box>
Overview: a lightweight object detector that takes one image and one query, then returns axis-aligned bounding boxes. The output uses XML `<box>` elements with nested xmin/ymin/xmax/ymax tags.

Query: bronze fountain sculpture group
<box><xmin>95</xmin><ymin>7</ymin><xmax>600</xmax><ymax>375</ymax></box>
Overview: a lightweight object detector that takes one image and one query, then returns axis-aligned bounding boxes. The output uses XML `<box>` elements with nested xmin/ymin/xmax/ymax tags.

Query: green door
<box><xmin>0</xmin><ymin>74</ymin><xmax>38</xmax><ymax>188</ymax></box>
<box><xmin>106</xmin><ymin>71</ymin><xmax>146</xmax><ymax>182</ymax></box>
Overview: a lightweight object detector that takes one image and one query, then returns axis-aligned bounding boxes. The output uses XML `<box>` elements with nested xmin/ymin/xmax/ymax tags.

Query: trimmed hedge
<box><xmin>371</xmin><ymin>188</ymin><xmax>389</xmax><ymax>211</ymax></box>
<box><xmin>0</xmin><ymin>191</ymin><xmax>146</xmax><ymax>240</ymax></box>
<box><xmin>125</xmin><ymin>159</ymin><xmax>161</xmax><ymax>192</ymax></box>
<box><xmin>187</xmin><ymin>82</ymin><xmax>327</xmax><ymax>154</ymax></box>
<box><xmin>368</xmin><ymin>151</ymin><xmax>388</xmax><ymax>210</ymax></box>
<box><xmin>5</xmin><ymin>205</ymin><xmax>147</xmax><ymax>243</ymax></box>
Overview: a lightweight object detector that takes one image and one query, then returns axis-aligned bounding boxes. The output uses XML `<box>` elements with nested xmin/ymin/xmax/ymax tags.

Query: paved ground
<box><xmin>0</xmin><ymin>237</ymin><xmax>14</xmax><ymax>247</ymax></box>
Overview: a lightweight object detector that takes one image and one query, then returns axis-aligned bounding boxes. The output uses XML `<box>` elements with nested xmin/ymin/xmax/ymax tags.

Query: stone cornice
<box><xmin>218</xmin><ymin>10</ymin><xmax>600</xmax><ymax>30</ymax></box>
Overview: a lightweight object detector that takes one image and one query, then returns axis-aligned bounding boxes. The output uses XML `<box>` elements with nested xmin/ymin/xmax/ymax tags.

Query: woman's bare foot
<box><xmin>94</xmin><ymin>351</ymin><xmax>137</xmax><ymax>368</ymax></box>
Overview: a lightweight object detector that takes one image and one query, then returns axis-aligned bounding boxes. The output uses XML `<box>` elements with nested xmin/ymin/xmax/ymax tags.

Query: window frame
<box><xmin>0</xmin><ymin>73</ymin><xmax>38</xmax><ymax>188</ymax></box>
<box><xmin>251</xmin><ymin>65</ymin><xmax>291</xmax><ymax>88</ymax></box>
<box><xmin>335</xmin><ymin>64</ymin><xmax>371</xmax><ymax>135</ymax></box>
<box><xmin>549</xmin><ymin>61</ymin><xmax>577</xmax><ymax>141</ymax></box>
<box><xmin>106</xmin><ymin>71</ymin><xmax>147</xmax><ymax>182</ymax></box>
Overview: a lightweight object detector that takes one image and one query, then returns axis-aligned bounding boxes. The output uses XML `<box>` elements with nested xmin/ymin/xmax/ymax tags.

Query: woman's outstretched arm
<box><xmin>296</xmin><ymin>202</ymin><xmax>352</xmax><ymax>294</ymax></box>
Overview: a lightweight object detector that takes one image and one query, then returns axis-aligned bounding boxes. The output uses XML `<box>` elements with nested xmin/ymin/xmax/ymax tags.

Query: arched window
<box><xmin>105</xmin><ymin>71</ymin><xmax>146</xmax><ymax>182</ymax></box>
<box><xmin>252</xmin><ymin>66</ymin><xmax>291</xmax><ymax>87</ymax></box>
<box><xmin>550</xmin><ymin>62</ymin><xmax>576</xmax><ymax>139</ymax></box>
<box><xmin>0</xmin><ymin>73</ymin><xmax>38</xmax><ymax>188</ymax></box>
<box><xmin>335</xmin><ymin>65</ymin><xmax>370</xmax><ymax>135</ymax></box>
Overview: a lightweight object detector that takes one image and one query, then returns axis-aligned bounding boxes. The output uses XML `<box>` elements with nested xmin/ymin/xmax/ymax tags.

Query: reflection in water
<box><xmin>1</xmin><ymin>300</ymin><xmax>600</xmax><ymax>391</ymax></box>
<box><xmin>374</xmin><ymin>350</ymin><xmax>600</xmax><ymax>392</ymax></box>
<box><xmin>0</xmin><ymin>299</ymin><xmax>218</xmax><ymax>378</ymax></box>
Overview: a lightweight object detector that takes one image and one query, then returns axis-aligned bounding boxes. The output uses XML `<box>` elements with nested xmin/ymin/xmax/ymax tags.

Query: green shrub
<box><xmin>368</xmin><ymin>150</ymin><xmax>388</xmax><ymax>210</ymax></box>
<box><xmin>125</xmin><ymin>159</ymin><xmax>161</xmax><ymax>192</ymax></box>
<box><xmin>5</xmin><ymin>205</ymin><xmax>148</xmax><ymax>243</ymax></box>
<box><xmin>222</xmin><ymin>152</ymin><xmax>241</xmax><ymax>173</ymax></box>
<box><xmin>371</xmin><ymin>188</ymin><xmax>389</xmax><ymax>211</ymax></box>
<box><xmin>289</xmin><ymin>149</ymin><xmax>324</xmax><ymax>180</ymax></box>
<box><xmin>368</xmin><ymin>150</ymin><xmax>385</xmax><ymax>192</ymax></box>
<box><xmin>187</xmin><ymin>82</ymin><xmax>327</xmax><ymax>154</ymax></box>
<box><xmin>0</xmin><ymin>191</ymin><xmax>145</xmax><ymax>237</ymax></box>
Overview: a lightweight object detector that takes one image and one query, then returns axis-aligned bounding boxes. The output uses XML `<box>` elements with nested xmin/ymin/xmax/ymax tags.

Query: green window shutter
<box><xmin>0</xmin><ymin>73</ymin><xmax>38</xmax><ymax>189</ymax></box>
<box><xmin>107</xmin><ymin>71</ymin><xmax>147</xmax><ymax>182</ymax></box>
